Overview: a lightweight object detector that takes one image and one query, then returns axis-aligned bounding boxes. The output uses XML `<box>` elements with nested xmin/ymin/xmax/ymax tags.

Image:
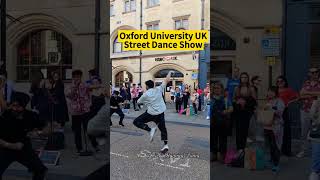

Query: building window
<box><xmin>148</xmin><ymin>0</ymin><xmax>159</xmax><ymax>7</ymax></box>
<box><xmin>147</xmin><ymin>23</ymin><xmax>159</xmax><ymax>30</ymax></box>
<box><xmin>110</xmin><ymin>4</ymin><xmax>115</xmax><ymax>16</ymax></box>
<box><xmin>175</xmin><ymin>19</ymin><xmax>189</xmax><ymax>30</ymax></box>
<box><xmin>113</xmin><ymin>36</ymin><xmax>123</xmax><ymax>53</ymax></box>
<box><xmin>115</xmin><ymin>71</ymin><xmax>133</xmax><ymax>87</ymax></box>
<box><xmin>17</xmin><ymin>30</ymin><xmax>72</xmax><ymax>81</ymax></box>
<box><xmin>124</xmin><ymin>0</ymin><xmax>136</xmax><ymax>12</ymax></box>
<box><xmin>154</xmin><ymin>69</ymin><xmax>184</xmax><ymax>78</ymax></box>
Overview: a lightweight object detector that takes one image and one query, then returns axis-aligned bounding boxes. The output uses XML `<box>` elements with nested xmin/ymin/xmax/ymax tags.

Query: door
<box><xmin>211</xmin><ymin>57</ymin><xmax>234</xmax><ymax>88</ymax></box>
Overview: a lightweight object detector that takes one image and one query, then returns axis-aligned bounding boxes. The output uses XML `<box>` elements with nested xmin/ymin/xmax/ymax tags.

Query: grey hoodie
<box><xmin>87</xmin><ymin>103</ymin><xmax>109</xmax><ymax>137</ymax></box>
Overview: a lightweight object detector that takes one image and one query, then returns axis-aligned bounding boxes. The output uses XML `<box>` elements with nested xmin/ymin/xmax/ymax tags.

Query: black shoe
<box><xmin>95</xmin><ymin>147</ymin><xmax>101</xmax><ymax>153</ymax></box>
<box><xmin>110</xmin><ymin>121</ymin><xmax>113</xmax><ymax>127</ymax></box>
<box><xmin>119</xmin><ymin>122</ymin><xmax>124</xmax><ymax>126</ymax></box>
<box><xmin>77</xmin><ymin>150</ymin><xmax>83</xmax><ymax>155</ymax></box>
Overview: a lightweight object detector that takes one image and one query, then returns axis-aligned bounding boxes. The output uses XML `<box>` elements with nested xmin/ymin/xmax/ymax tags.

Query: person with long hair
<box><xmin>276</xmin><ymin>75</ymin><xmax>298</xmax><ymax>157</ymax></box>
<box><xmin>211</xmin><ymin>81</ymin><xmax>233</xmax><ymax>163</ymax></box>
<box><xmin>49</xmin><ymin>72</ymin><xmax>69</xmax><ymax>127</ymax></box>
<box><xmin>298</xmin><ymin>68</ymin><xmax>320</xmax><ymax>158</ymax></box>
<box><xmin>263</xmin><ymin>86</ymin><xmax>285</xmax><ymax>172</ymax></box>
<box><xmin>30</xmin><ymin>71</ymin><xmax>51</xmax><ymax>124</ymax></box>
<box><xmin>232</xmin><ymin>72</ymin><xmax>257</xmax><ymax>164</ymax></box>
<box><xmin>182</xmin><ymin>86</ymin><xmax>191</xmax><ymax>111</ymax></box>
<box><xmin>174</xmin><ymin>87</ymin><xmax>183</xmax><ymax>113</ymax></box>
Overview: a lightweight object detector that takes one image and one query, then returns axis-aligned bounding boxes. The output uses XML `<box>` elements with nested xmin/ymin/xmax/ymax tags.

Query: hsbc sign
<box><xmin>155</xmin><ymin>56</ymin><xmax>178</xmax><ymax>62</ymax></box>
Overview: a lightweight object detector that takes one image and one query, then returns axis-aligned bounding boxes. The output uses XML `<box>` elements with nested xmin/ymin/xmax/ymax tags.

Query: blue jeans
<box><xmin>312</xmin><ymin>142</ymin><xmax>320</xmax><ymax>173</ymax></box>
<box><xmin>206</xmin><ymin>104</ymin><xmax>210</xmax><ymax>118</ymax></box>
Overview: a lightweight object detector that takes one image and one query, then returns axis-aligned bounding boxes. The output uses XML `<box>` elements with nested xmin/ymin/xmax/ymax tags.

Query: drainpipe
<box><xmin>282</xmin><ymin>0</ymin><xmax>287</xmax><ymax>77</ymax></box>
<box><xmin>139</xmin><ymin>0</ymin><xmax>142</xmax><ymax>85</ymax></box>
<box><xmin>1</xmin><ymin>0</ymin><xmax>6</xmax><ymax>73</ymax></box>
<box><xmin>198</xmin><ymin>0</ymin><xmax>205</xmax><ymax>89</ymax></box>
<box><xmin>95</xmin><ymin>0</ymin><xmax>101</xmax><ymax>75</ymax></box>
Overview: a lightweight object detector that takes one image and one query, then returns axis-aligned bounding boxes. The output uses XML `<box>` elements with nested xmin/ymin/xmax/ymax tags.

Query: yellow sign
<box><xmin>118</xmin><ymin>30</ymin><xmax>209</xmax><ymax>51</ymax></box>
<box><xmin>264</xmin><ymin>26</ymin><xmax>280</xmax><ymax>35</ymax></box>
<box><xmin>266</xmin><ymin>57</ymin><xmax>276</xmax><ymax>66</ymax></box>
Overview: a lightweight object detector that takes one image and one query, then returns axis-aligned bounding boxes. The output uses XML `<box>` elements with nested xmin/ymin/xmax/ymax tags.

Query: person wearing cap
<box><xmin>298</xmin><ymin>68</ymin><xmax>320</xmax><ymax>159</ymax></box>
<box><xmin>110</xmin><ymin>90</ymin><xmax>125</xmax><ymax>126</ymax></box>
<box><xmin>0</xmin><ymin>92</ymin><xmax>48</xmax><ymax>180</ymax></box>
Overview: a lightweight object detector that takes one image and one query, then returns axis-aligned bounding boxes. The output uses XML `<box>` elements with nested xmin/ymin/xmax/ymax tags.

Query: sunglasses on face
<box><xmin>310</xmin><ymin>71</ymin><xmax>319</xmax><ymax>74</ymax></box>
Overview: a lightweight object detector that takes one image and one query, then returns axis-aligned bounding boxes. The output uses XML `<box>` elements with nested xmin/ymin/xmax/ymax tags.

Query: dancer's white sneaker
<box><xmin>160</xmin><ymin>144</ymin><xmax>169</xmax><ymax>154</ymax></box>
<box><xmin>149</xmin><ymin>127</ymin><xmax>157</xmax><ymax>142</ymax></box>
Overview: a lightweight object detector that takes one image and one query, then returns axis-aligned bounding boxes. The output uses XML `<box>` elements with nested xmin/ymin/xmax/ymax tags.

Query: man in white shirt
<box><xmin>133</xmin><ymin>71</ymin><xmax>174</xmax><ymax>153</ymax></box>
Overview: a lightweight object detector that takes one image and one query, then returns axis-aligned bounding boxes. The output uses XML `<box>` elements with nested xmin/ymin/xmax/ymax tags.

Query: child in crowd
<box><xmin>191</xmin><ymin>89</ymin><xmax>199</xmax><ymax>115</ymax></box>
<box><xmin>263</xmin><ymin>86</ymin><xmax>285</xmax><ymax>172</ymax></box>
<box><xmin>211</xmin><ymin>82</ymin><xmax>233</xmax><ymax>163</ymax></box>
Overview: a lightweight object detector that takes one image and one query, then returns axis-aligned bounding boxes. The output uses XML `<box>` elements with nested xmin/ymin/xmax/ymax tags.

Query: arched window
<box><xmin>115</xmin><ymin>71</ymin><xmax>133</xmax><ymax>87</ymax></box>
<box><xmin>211</xmin><ymin>28</ymin><xmax>236</xmax><ymax>50</ymax></box>
<box><xmin>113</xmin><ymin>36</ymin><xmax>123</xmax><ymax>53</ymax></box>
<box><xmin>154</xmin><ymin>69</ymin><xmax>184</xmax><ymax>78</ymax></box>
<box><xmin>17</xmin><ymin>30</ymin><xmax>72</xmax><ymax>81</ymax></box>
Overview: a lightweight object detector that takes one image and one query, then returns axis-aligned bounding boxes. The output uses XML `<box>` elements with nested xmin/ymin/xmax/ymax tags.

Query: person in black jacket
<box><xmin>0</xmin><ymin>92</ymin><xmax>48</xmax><ymax>180</ymax></box>
<box><xmin>110</xmin><ymin>90</ymin><xmax>125</xmax><ymax>126</ymax></box>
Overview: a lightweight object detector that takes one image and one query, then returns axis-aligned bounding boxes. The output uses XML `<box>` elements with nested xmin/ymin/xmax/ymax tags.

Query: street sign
<box><xmin>267</xmin><ymin>57</ymin><xmax>276</xmax><ymax>66</ymax></box>
<box><xmin>191</xmin><ymin>72</ymin><xmax>198</xmax><ymax>79</ymax></box>
<box><xmin>261</xmin><ymin>36</ymin><xmax>280</xmax><ymax>57</ymax></box>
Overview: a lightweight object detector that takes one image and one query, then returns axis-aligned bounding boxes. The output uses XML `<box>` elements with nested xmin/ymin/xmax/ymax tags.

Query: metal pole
<box><xmin>282</xmin><ymin>0</ymin><xmax>287</xmax><ymax>77</ymax></box>
<box><xmin>198</xmin><ymin>0</ymin><xmax>205</xmax><ymax>89</ymax></box>
<box><xmin>95</xmin><ymin>0</ymin><xmax>101</xmax><ymax>75</ymax></box>
<box><xmin>139</xmin><ymin>0</ymin><xmax>142</xmax><ymax>85</ymax></box>
<box><xmin>1</xmin><ymin>0</ymin><xmax>6</xmax><ymax>73</ymax></box>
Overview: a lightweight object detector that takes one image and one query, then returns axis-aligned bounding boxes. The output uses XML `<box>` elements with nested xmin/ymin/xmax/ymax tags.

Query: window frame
<box><xmin>124</xmin><ymin>0</ymin><xmax>136</xmax><ymax>13</ymax></box>
<box><xmin>147</xmin><ymin>0</ymin><xmax>160</xmax><ymax>8</ymax></box>
<box><xmin>16</xmin><ymin>30</ymin><xmax>72</xmax><ymax>82</ymax></box>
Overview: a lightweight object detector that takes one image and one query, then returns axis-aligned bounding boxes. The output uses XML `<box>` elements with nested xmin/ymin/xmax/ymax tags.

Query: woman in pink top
<box><xmin>131</xmin><ymin>84</ymin><xmax>139</xmax><ymax>111</ymax></box>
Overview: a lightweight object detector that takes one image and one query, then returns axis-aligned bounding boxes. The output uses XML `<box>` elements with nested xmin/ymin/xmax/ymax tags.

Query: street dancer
<box><xmin>133</xmin><ymin>71</ymin><xmax>174</xmax><ymax>154</ymax></box>
<box><xmin>110</xmin><ymin>90</ymin><xmax>125</xmax><ymax>127</ymax></box>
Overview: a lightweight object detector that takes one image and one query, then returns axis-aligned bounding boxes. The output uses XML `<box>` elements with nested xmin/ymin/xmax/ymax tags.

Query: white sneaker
<box><xmin>149</xmin><ymin>127</ymin><xmax>157</xmax><ymax>142</ymax></box>
<box><xmin>160</xmin><ymin>144</ymin><xmax>169</xmax><ymax>153</ymax></box>
<box><xmin>309</xmin><ymin>172</ymin><xmax>319</xmax><ymax>180</ymax></box>
<box><xmin>296</xmin><ymin>151</ymin><xmax>305</xmax><ymax>158</ymax></box>
<box><xmin>206</xmin><ymin>116</ymin><xmax>210</xmax><ymax>120</ymax></box>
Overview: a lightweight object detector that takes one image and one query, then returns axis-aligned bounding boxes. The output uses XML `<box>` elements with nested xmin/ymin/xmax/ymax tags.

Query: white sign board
<box><xmin>261</xmin><ymin>36</ymin><xmax>280</xmax><ymax>57</ymax></box>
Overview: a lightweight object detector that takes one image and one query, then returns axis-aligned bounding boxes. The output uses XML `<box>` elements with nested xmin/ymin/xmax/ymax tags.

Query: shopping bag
<box><xmin>190</xmin><ymin>105</ymin><xmax>194</xmax><ymax>116</ymax></box>
<box><xmin>179</xmin><ymin>107</ymin><xmax>184</xmax><ymax>115</ymax></box>
<box><xmin>255</xmin><ymin>147</ymin><xmax>265</xmax><ymax>170</ymax></box>
<box><xmin>186</xmin><ymin>107</ymin><xmax>190</xmax><ymax>116</ymax></box>
<box><xmin>224</xmin><ymin>148</ymin><xmax>237</xmax><ymax>165</ymax></box>
<box><xmin>244</xmin><ymin>146</ymin><xmax>265</xmax><ymax>170</ymax></box>
<box><xmin>244</xmin><ymin>147</ymin><xmax>256</xmax><ymax>170</ymax></box>
<box><xmin>257</xmin><ymin>109</ymin><xmax>274</xmax><ymax>126</ymax></box>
